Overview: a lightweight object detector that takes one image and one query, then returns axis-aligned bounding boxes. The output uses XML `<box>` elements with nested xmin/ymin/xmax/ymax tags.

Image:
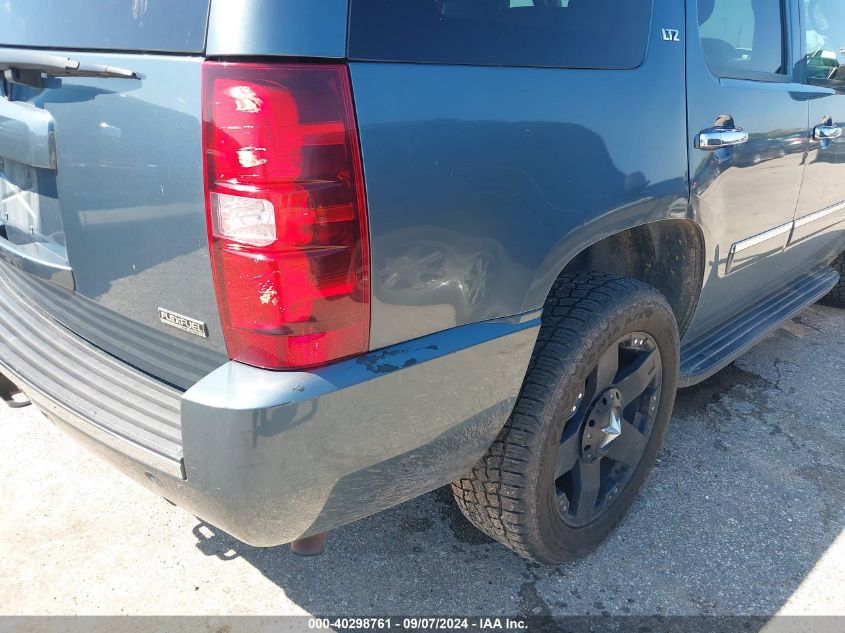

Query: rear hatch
<box><xmin>0</xmin><ymin>0</ymin><xmax>226</xmax><ymax>389</ymax></box>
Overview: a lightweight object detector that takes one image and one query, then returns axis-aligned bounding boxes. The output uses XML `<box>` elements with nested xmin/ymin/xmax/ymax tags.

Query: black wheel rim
<box><xmin>554</xmin><ymin>332</ymin><xmax>663</xmax><ymax>527</ymax></box>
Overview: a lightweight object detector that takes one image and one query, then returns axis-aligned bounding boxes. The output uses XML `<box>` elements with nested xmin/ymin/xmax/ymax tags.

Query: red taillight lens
<box><xmin>203</xmin><ymin>63</ymin><xmax>370</xmax><ymax>370</ymax></box>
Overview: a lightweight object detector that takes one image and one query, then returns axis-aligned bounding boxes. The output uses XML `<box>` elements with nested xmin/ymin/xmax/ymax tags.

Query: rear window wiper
<box><xmin>0</xmin><ymin>50</ymin><xmax>137</xmax><ymax>87</ymax></box>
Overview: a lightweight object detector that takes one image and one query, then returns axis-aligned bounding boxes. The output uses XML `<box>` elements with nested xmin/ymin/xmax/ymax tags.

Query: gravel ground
<box><xmin>0</xmin><ymin>304</ymin><xmax>843</xmax><ymax>617</ymax></box>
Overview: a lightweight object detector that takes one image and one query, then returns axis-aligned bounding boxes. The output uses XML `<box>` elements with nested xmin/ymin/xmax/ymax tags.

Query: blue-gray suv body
<box><xmin>1</xmin><ymin>0</ymin><xmax>844</xmax><ymax>563</ymax></box>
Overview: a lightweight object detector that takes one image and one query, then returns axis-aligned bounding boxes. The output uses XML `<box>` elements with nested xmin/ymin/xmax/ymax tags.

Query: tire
<box><xmin>820</xmin><ymin>253</ymin><xmax>845</xmax><ymax>308</ymax></box>
<box><xmin>451</xmin><ymin>272</ymin><xmax>680</xmax><ymax>564</ymax></box>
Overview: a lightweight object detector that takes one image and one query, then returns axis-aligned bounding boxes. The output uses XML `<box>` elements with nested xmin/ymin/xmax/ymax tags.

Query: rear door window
<box><xmin>348</xmin><ymin>0</ymin><xmax>654</xmax><ymax>70</ymax></box>
<box><xmin>0</xmin><ymin>0</ymin><xmax>210</xmax><ymax>53</ymax></box>
<box><xmin>697</xmin><ymin>0</ymin><xmax>785</xmax><ymax>78</ymax></box>
<box><xmin>803</xmin><ymin>0</ymin><xmax>845</xmax><ymax>87</ymax></box>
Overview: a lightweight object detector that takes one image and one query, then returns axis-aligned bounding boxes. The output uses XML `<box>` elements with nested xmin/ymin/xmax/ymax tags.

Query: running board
<box><xmin>679</xmin><ymin>266</ymin><xmax>839</xmax><ymax>387</ymax></box>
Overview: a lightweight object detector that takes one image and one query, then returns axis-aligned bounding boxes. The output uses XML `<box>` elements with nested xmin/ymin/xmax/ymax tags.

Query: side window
<box><xmin>349</xmin><ymin>0</ymin><xmax>653</xmax><ymax>70</ymax></box>
<box><xmin>0</xmin><ymin>0</ymin><xmax>210</xmax><ymax>53</ymax></box>
<box><xmin>804</xmin><ymin>0</ymin><xmax>845</xmax><ymax>87</ymax></box>
<box><xmin>697</xmin><ymin>0</ymin><xmax>785</xmax><ymax>78</ymax></box>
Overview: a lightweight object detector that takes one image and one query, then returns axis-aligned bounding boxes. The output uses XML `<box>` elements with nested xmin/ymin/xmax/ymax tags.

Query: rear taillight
<box><xmin>203</xmin><ymin>62</ymin><xmax>370</xmax><ymax>370</ymax></box>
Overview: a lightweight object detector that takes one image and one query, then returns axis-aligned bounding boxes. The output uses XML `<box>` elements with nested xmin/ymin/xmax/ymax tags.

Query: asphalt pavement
<box><xmin>0</xmin><ymin>304</ymin><xmax>843</xmax><ymax>617</ymax></box>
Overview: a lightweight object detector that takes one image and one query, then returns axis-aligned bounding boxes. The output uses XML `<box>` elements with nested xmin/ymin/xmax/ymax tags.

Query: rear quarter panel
<box><xmin>351</xmin><ymin>0</ymin><xmax>691</xmax><ymax>350</ymax></box>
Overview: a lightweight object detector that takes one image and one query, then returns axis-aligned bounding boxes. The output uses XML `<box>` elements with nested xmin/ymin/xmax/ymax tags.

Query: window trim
<box><xmin>706</xmin><ymin>67</ymin><xmax>791</xmax><ymax>83</ymax></box>
<box><xmin>697</xmin><ymin>0</ymin><xmax>793</xmax><ymax>84</ymax></box>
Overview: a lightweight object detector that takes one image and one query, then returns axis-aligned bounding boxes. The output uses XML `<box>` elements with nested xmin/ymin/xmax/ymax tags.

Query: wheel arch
<box><xmin>530</xmin><ymin>218</ymin><xmax>707</xmax><ymax>339</ymax></box>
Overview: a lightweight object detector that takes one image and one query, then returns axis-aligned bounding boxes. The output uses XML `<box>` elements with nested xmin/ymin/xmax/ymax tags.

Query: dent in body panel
<box><xmin>682</xmin><ymin>0</ymin><xmax>813</xmax><ymax>340</ymax></box>
<box><xmin>686</xmin><ymin>114</ymin><xmax>810</xmax><ymax>337</ymax></box>
<box><xmin>352</xmin><ymin>0</ymin><xmax>689</xmax><ymax>350</ymax></box>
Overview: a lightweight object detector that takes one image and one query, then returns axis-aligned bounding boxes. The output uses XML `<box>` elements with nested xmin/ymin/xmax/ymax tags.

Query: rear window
<box><xmin>0</xmin><ymin>0</ymin><xmax>210</xmax><ymax>53</ymax></box>
<box><xmin>349</xmin><ymin>0</ymin><xmax>654</xmax><ymax>69</ymax></box>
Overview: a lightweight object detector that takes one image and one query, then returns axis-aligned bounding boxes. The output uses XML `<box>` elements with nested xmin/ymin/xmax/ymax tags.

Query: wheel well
<box><xmin>560</xmin><ymin>220</ymin><xmax>705</xmax><ymax>337</ymax></box>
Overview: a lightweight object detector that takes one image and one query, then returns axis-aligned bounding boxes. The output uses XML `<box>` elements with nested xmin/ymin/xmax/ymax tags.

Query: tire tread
<box><xmin>451</xmin><ymin>271</ymin><xmax>677</xmax><ymax>562</ymax></box>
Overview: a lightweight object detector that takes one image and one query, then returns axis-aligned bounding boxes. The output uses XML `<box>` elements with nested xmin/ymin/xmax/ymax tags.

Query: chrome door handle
<box><xmin>696</xmin><ymin>127</ymin><xmax>750</xmax><ymax>150</ymax></box>
<box><xmin>814</xmin><ymin>124</ymin><xmax>842</xmax><ymax>140</ymax></box>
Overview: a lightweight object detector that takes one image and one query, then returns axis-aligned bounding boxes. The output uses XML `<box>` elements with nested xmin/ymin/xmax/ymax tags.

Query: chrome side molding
<box><xmin>726</xmin><ymin>222</ymin><xmax>792</xmax><ymax>274</ymax></box>
<box><xmin>789</xmin><ymin>200</ymin><xmax>845</xmax><ymax>247</ymax></box>
<box><xmin>726</xmin><ymin>199</ymin><xmax>845</xmax><ymax>274</ymax></box>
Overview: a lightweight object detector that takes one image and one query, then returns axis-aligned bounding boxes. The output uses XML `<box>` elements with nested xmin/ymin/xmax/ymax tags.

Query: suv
<box><xmin>1</xmin><ymin>0</ymin><xmax>844</xmax><ymax>564</ymax></box>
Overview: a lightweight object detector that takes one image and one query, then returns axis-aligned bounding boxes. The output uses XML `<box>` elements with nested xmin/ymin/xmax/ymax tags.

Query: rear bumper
<box><xmin>0</xmin><ymin>270</ymin><xmax>539</xmax><ymax>545</ymax></box>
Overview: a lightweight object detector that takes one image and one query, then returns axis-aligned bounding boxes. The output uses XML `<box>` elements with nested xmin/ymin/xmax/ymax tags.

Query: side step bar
<box><xmin>679</xmin><ymin>265</ymin><xmax>839</xmax><ymax>387</ymax></box>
